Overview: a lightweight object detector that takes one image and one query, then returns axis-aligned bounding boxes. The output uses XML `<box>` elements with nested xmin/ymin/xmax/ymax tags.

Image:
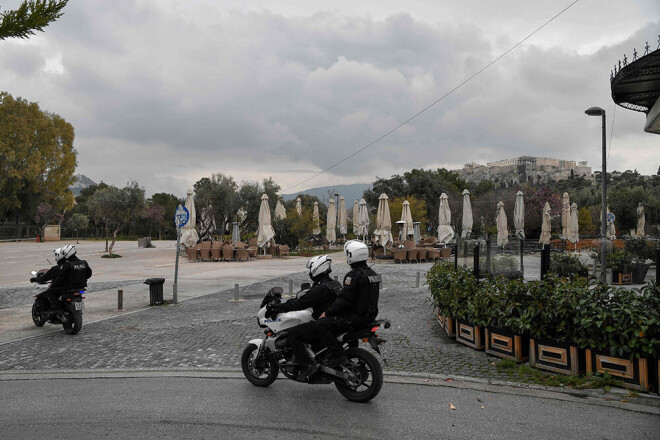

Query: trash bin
<box><xmin>144</xmin><ymin>278</ymin><xmax>165</xmax><ymax>305</ymax></box>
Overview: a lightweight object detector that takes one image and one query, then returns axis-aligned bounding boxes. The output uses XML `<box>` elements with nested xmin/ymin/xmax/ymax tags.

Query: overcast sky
<box><xmin>2</xmin><ymin>0</ymin><xmax>659</xmax><ymax>197</ymax></box>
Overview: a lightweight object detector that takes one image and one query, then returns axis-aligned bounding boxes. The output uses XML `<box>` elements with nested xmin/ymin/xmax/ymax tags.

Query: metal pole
<box><xmin>473</xmin><ymin>243</ymin><xmax>480</xmax><ymax>278</ymax></box>
<box><xmin>415</xmin><ymin>271</ymin><xmax>420</xmax><ymax>288</ymax></box>
<box><xmin>600</xmin><ymin>112</ymin><xmax>608</xmax><ymax>284</ymax></box>
<box><xmin>173</xmin><ymin>227</ymin><xmax>181</xmax><ymax>304</ymax></box>
<box><xmin>289</xmin><ymin>279</ymin><xmax>293</xmax><ymax>296</ymax></box>
<box><xmin>520</xmin><ymin>238</ymin><xmax>524</xmax><ymax>278</ymax></box>
<box><xmin>118</xmin><ymin>289</ymin><xmax>123</xmax><ymax>310</ymax></box>
<box><xmin>234</xmin><ymin>283</ymin><xmax>239</xmax><ymax>302</ymax></box>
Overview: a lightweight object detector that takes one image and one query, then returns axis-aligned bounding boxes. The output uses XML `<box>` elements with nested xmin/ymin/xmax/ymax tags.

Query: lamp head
<box><xmin>585</xmin><ymin>107</ymin><xmax>605</xmax><ymax>116</ymax></box>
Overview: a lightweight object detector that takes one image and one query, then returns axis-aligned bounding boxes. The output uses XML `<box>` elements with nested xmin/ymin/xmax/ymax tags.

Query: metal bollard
<box><xmin>118</xmin><ymin>289</ymin><xmax>123</xmax><ymax>310</ymax></box>
<box><xmin>415</xmin><ymin>271</ymin><xmax>420</xmax><ymax>288</ymax></box>
<box><xmin>234</xmin><ymin>283</ymin><xmax>239</xmax><ymax>302</ymax></box>
<box><xmin>289</xmin><ymin>279</ymin><xmax>293</xmax><ymax>296</ymax></box>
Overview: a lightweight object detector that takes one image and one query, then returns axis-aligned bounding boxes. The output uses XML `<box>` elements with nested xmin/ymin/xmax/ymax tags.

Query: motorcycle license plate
<box><xmin>74</xmin><ymin>302</ymin><xmax>85</xmax><ymax>311</ymax></box>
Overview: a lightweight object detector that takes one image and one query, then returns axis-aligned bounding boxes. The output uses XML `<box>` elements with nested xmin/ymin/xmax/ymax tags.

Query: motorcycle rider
<box><xmin>264</xmin><ymin>255</ymin><xmax>341</xmax><ymax>381</ymax></box>
<box><xmin>31</xmin><ymin>244</ymin><xmax>92</xmax><ymax>318</ymax></box>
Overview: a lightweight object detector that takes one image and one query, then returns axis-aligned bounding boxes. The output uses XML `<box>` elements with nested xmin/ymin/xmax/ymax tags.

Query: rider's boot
<box><xmin>296</xmin><ymin>363</ymin><xmax>318</xmax><ymax>382</ymax></box>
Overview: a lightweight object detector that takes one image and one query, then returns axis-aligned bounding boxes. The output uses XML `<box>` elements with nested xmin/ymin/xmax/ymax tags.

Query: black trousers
<box><xmin>286</xmin><ymin>321</ymin><xmax>319</xmax><ymax>366</ymax></box>
<box><xmin>316</xmin><ymin>316</ymin><xmax>354</xmax><ymax>357</ymax></box>
<box><xmin>35</xmin><ymin>287</ymin><xmax>64</xmax><ymax>311</ymax></box>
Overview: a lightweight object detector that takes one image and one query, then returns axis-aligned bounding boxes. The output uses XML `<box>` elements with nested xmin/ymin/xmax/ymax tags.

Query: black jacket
<box><xmin>277</xmin><ymin>274</ymin><xmax>341</xmax><ymax>319</ymax></box>
<box><xmin>326</xmin><ymin>261</ymin><xmax>380</xmax><ymax>325</ymax></box>
<box><xmin>37</xmin><ymin>256</ymin><xmax>92</xmax><ymax>290</ymax></box>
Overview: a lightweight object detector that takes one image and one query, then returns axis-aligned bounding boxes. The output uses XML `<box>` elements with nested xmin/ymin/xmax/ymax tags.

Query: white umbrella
<box><xmin>296</xmin><ymin>198</ymin><xmax>302</xmax><ymax>216</ymax></box>
<box><xmin>275</xmin><ymin>197</ymin><xmax>286</xmax><ymax>220</ymax></box>
<box><xmin>561</xmin><ymin>192</ymin><xmax>570</xmax><ymax>238</ymax></box>
<box><xmin>606</xmin><ymin>206</ymin><xmax>616</xmax><ymax>239</ymax></box>
<box><xmin>461</xmin><ymin>189</ymin><xmax>473</xmax><ymax>238</ymax></box>
<box><xmin>353</xmin><ymin>200</ymin><xmax>360</xmax><ymax>234</ymax></box>
<box><xmin>637</xmin><ymin>204</ymin><xmax>645</xmax><ymax>237</ymax></box>
<box><xmin>339</xmin><ymin>197</ymin><xmax>347</xmax><ymax>235</ymax></box>
<box><xmin>568</xmin><ymin>203</ymin><xmax>579</xmax><ymax>244</ymax></box>
<box><xmin>231</xmin><ymin>222</ymin><xmax>240</xmax><ymax>245</ymax></box>
<box><xmin>326</xmin><ymin>199</ymin><xmax>337</xmax><ymax>243</ymax></box>
<box><xmin>181</xmin><ymin>189</ymin><xmax>199</xmax><ymax>248</ymax></box>
<box><xmin>496</xmin><ymin>201</ymin><xmax>509</xmax><ymax>247</ymax></box>
<box><xmin>312</xmin><ymin>201</ymin><xmax>321</xmax><ymax>235</ymax></box>
<box><xmin>400</xmin><ymin>200</ymin><xmax>414</xmax><ymax>239</ymax></box>
<box><xmin>514</xmin><ymin>191</ymin><xmax>525</xmax><ymax>239</ymax></box>
<box><xmin>257</xmin><ymin>194</ymin><xmax>275</xmax><ymax>248</ymax></box>
<box><xmin>437</xmin><ymin>193</ymin><xmax>454</xmax><ymax>244</ymax></box>
<box><xmin>539</xmin><ymin>202</ymin><xmax>551</xmax><ymax>245</ymax></box>
<box><xmin>374</xmin><ymin>193</ymin><xmax>393</xmax><ymax>246</ymax></box>
<box><xmin>358</xmin><ymin>198</ymin><xmax>369</xmax><ymax>240</ymax></box>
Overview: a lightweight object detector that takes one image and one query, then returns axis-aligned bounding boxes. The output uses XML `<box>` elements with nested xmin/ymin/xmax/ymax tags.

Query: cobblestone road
<box><xmin>0</xmin><ymin>263</ymin><xmax>517</xmax><ymax>382</ymax></box>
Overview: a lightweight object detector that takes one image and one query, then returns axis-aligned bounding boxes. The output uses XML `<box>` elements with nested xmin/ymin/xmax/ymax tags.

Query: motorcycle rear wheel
<box><xmin>241</xmin><ymin>344</ymin><xmax>279</xmax><ymax>387</ymax></box>
<box><xmin>62</xmin><ymin>310</ymin><xmax>83</xmax><ymax>335</ymax></box>
<box><xmin>31</xmin><ymin>304</ymin><xmax>46</xmax><ymax>327</ymax></box>
<box><xmin>334</xmin><ymin>347</ymin><xmax>383</xmax><ymax>403</ymax></box>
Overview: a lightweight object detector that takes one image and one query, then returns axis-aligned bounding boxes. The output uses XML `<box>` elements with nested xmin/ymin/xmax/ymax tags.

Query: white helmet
<box><xmin>61</xmin><ymin>244</ymin><xmax>77</xmax><ymax>260</ymax></box>
<box><xmin>53</xmin><ymin>247</ymin><xmax>65</xmax><ymax>263</ymax></box>
<box><xmin>306</xmin><ymin>255</ymin><xmax>332</xmax><ymax>281</ymax></box>
<box><xmin>344</xmin><ymin>240</ymin><xmax>368</xmax><ymax>265</ymax></box>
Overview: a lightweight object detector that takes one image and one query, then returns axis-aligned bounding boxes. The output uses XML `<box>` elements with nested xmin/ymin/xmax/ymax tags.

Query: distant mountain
<box><xmin>70</xmin><ymin>174</ymin><xmax>97</xmax><ymax>196</ymax></box>
<box><xmin>282</xmin><ymin>183</ymin><xmax>371</xmax><ymax>205</ymax></box>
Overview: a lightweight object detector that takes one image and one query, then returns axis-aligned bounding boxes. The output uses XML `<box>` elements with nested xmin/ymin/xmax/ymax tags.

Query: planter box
<box><xmin>586</xmin><ymin>349</ymin><xmax>653</xmax><ymax>392</ymax></box>
<box><xmin>612</xmin><ymin>271</ymin><xmax>632</xmax><ymax>285</ymax></box>
<box><xmin>632</xmin><ymin>263</ymin><xmax>650</xmax><ymax>284</ymax></box>
<box><xmin>456</xmin><ymin>318</ymin><xmax>484</xmax><ymax>350</ymax></box>
<box><xmin>436</xmin><ymin>312</ymin><xmax>455</xmax><ymax>338</ymax></box>
<box><xmin>529</xmin><ymin>338</ymin><xmax>585</xmax><ymax>376</ymax></box>
<box><xmin>485</xmin><ymin>326</ymin><xmax>529</xmax><ymax>362</ymax></box>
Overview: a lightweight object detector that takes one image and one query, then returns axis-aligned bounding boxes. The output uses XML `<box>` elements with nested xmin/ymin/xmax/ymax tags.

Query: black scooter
<box><xmin>30</xmin><ymin>269</ymin><xmax>85</xmax><ymax>335</ymax></box>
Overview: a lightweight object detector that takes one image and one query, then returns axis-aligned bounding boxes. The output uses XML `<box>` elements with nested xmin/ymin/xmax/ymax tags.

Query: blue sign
<box><xmin>607</xmin><ymin>212</ymin><xmax>615</xmax><ymax>224</ymax></box>
<box><xmin>175</xmin><ymin>205</ymin><xmax>190</xmax><ymax>228</ymax></box>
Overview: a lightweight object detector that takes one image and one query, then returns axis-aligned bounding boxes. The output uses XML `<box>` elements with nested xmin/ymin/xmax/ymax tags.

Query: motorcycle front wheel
<box><xmin>31</xmin><ymin>303</ymin><xmax>46</xmax><ymax>327</ymax></box>
<box><xmin>62</xmin><ymin>310</ymin><xmax>82</xmax><ymax>335</ymax></box>
<box><xmin>241</xmin><ymin>344</ymin><xmax>279</xmax><ymax>387</ymax></box>
<box><xmin>334</xmin><ymin>347</ymin><xmax>383</xmax><ymax>403</ymax></box>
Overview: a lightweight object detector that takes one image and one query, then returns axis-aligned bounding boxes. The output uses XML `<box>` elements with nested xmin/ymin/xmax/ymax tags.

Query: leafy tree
<box><xmin>150</xmin><ymin>192</ymin><xmax>181</xmax><ymax>239</ymax></box>
<box><xmin>609</xmin><ymin>186</ymin><xmax>658</xmax><ymax>235</ymax></box>
<box><xmin>0</xmin><ymin>0</ymin><xmax>68</xmax><ymax>40</ymax></box>
<box><xmin>577</xmin><ymin>206</ymin><xmax>597</xmax><ymax>235</ymax></box>
<box><xmin>237</xmin><ymin>178</ymin><xmax>281</xmax><ymax>234</ymax></box>
<box><xmin>65</xmin><ymin>212</ymin><xmax>88</xmax><ymax>243</ymax></box>
<box><xmin>193</xmin><ymin>173</ymin><xmax>240</xmax><ymax>237</ymax></box>
<box><xmin>143</xmin><ymin>203</ymin><xmax>165</xmax><ymax>238</ymax></box>
<box><xmin>34</xmin><ymin>202</ymin><xmax>62</xmax><ymax>234</ymax></box>
<box><xmin>389</xmin><ymin>195</ymin><xmax>427</xmax><ymax>234</ymax></box>
<box><xmin>0</xmin><ymin>92</ymin><xmax>76</xmax><ymax>222</ymax></box>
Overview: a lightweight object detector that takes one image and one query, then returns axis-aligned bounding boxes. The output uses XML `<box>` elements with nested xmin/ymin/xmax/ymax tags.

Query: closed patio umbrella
<box><xmin>568</xmin><ymin>203</ymin><xmax>579</xmax><ymax>244</ymax></box>
<box><xmin>561</xmin><ymin>192</ymin><xmax>570</xmax><ymax>238</ymax></box>
<box><xmin>326</xmin><ymin>199</ymin><xmax>337</xmax><ymax>244</ymax></box>
<box><xmin>275</xmin><ymin>197</ymin><xmax>286</xmax><ymax>220</ymax></box>
<box><xmin>231</xmin><ymin>221</ymin><xmax>240</xmax><ymax>245</ymax></box>
<box><xmin>496</xmin><ymin>201</ymin><xmax>509</xmax><ymax>247</ymax></box>
<box><xmin>339</xmin><ymin>197</ymin><xmax>347</xmax><ymax>235</ymax></box>
<box><xmin>296</xmin><ymin>198</ymin><xmax>302</xmax><ymax>216</ymax></box>
<box><xmin>637</xmin><ymin>204</ymin><xmax>645</xmax><ymax>237</ymax></box>
<box><xmin>257</xmin><ymin>194</ymin><xmax>275</xmax><ymax>248</ymax></box>
<box><xmin>437</xmin><ymin>193</ymin><xmax>454</xmax><ymax>244</ymax></box>
<box><xmin>358</xmin><ymin>198</ymin><xmax>369</xmax><ymax>240</ymax></box>
<box><xmin>461</xmin><ymin>189</ymin><xmax>473</xmax><ymax>238</ymax></box>
<box><xmin>353</xmin><ymin>200</ymin><xmax>360</xmax><ymax>234</ymax></box>
<box><xmin>514</xmin><ymin>191</ymin><xmax>525</xmax><ymax>239</ymax></box>
<box><xmin>400</xmin><ymin>200</ymin><xmax>414</xmax><ymax>239</ymax></box>
<box><xmin>181</xmin><ymin>189</ymin><xmax>199</xmax><ymax>248</ymax></box>
<box><xmin>374</xmin><ymin>193</ymin><xmax>393</xmax><ymax>246</ymax></box>
<box><xmin>312</xmin><ymin>201</ymin><xmax>321</xmax><ymax>235</ymax></box>
<box><xmin>539</xmin><ymin>202</ymin><xmax>551</xmax><ymax>245</ymax></box>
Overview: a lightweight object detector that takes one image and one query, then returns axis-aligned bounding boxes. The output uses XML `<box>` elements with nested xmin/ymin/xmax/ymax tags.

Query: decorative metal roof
<box><xmin>610</xmin><ymin>37</ymin><xmax>660</xmax><ymax>113</ymax></box>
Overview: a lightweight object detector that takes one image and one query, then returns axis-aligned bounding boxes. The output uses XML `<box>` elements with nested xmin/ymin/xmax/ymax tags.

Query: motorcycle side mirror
<box><xmin>30</xmin><ymin>270</ymin><xmax>37</xmax><ymax>276</ymax></box>
<box><xmin>300</xmin><ymin>282</ymin><xmax>311</xmax><ymax>291</ymax></box>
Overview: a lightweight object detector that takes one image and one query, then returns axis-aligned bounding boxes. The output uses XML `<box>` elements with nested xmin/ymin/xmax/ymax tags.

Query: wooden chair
<box><xmin>439</xmin><ymin>247</ymin><xmax>452</xmax><ymax>259</ymax></box>
<box><xmin>393</xmin><ymin>247</ymin><xmax>407</xmax><ymax>264</ymax></box>
<box><xmin>426</xmin><ymin>248</ymin><xmax>440</xmax><ymax>262</ymax></box>
<box><xmin>211</xmin><ymin>241</ymin><xmax>222</xmax><ymax>261</ymax></box>
<box><xmin>234</xmin><ymin>241</ymin><xmax>247</xmax><ymax>249</ymax></box>
<box><xmin>267</xmin><ymin>244</ymin><xmax>279</xmax><ymax>256</ymax></box>
<box><xmin>278</xmin><ymin>245</ymin><xmax>290</xmax><ymax>258</ymax></box>
<box><xmin>221</xmin><ymin>244</ymin><xmax>235</xmax><ymax>262</ymax></box>
<box><xmin>416</xmin><ymin>248</ymin><xmax>428</xmax><ymax>262</ymax></box>
<box><xmin>406</xmin><ymin>248</ymin><xmax>419</xmax><ymax>263</ymax></box>
<box><xmin>235</xmin><ymin>248</ymin><xmax>249</xmax><ymax>262</ymax></box>
<box><xmin>421</xmin><ymin>236</ymin><xmax>438</xmax><ymax>247</ymax></box>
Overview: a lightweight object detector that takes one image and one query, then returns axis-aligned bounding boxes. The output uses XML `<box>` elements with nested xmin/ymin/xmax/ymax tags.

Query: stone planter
<box><xmin>456</xmin><ymin>318</ymin><xmax>484</xmax><ymax>350</ymax></box>
<box><xmin>529</xmin><ymin>338</ymin><xmax>585</xmax><ymax>376</ymax></box>
<box><xmin>585</xmin><ymin>349</ymin><xmax>654</xmax><ymax>392</ymax></box>
<box><xmin>632</xmin><ymin>263</ymin><xmax>651</xmax><ymax>284</ymax></box>
<box><xmin>436</xmin><ymin>312</ymin><xmax>455</xmax><ymax>338</ymax></box>
<box><xmin>485</xmin><ymin>326</ymin><xmax>529</xmax><ymax>362</ymax></box>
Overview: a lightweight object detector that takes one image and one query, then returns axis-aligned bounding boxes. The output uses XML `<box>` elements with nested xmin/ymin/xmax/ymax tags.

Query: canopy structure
<box><xmin>496</xmin><ymin>201</ymin><xmax>509</xmax><ymax>247</ymax></box>
<box><xmin>561</xmin><ymin>192</ymin><xmax>570</xmax><ymax>238</ymax></box>
<box><xmin>275</xmin><ymin>197</ymin><xmax>286</xmax><ymax>220</ymax></box>
<box><xmin>353</xmin><ymin>200</ymin><xmax>360</xmax><ymax>234</ymax></box>
<box><xmin>326</xmin><ymin>199</ymin><xmax>337</xmax><ymax>243</ymax></box>
<box><xmin>257</xmin><ymin>194</ymin><xmax>275</xmax><ymax>248</ymax></box>
<box><xmin>400</xmin><ymin>200</ymin><xmax>414</xmax><ymax>239</ymax></box>
<box><xmin>357</xmin><ymin>198</ymin><xmax>369</xmax><ymax>240</ymax></box>
<box><xmin>296</xmin><ymin>198</ymin><xmax>302</xmax><ymax>216</ymax></box>
<box><xmin>338</xmin><ymin>197</ymin><xmax>348</xmax><ymax>235</ymax></box>
<box><xmin>437</xmin><ymin>193</ymin><xmax>454</xmax><ymax>244</ymax></box>
<box><xmin>312</xmin><ymin>202</ymin><xmax>321</xmax><ymax>235</ymax></box>
<box><xmin>461</xmin><ymin>189</ymin><xmax>473</xmax><ymax>238</ymax></box>
<box><xmin>539</xmin><ymin>202</ymin><xmax>551</xmax><ymax>245</ymax></box>
<box><xmin>374</xmin><ymin>193</ymin><xmax>393</xmax><ymax>246</ymax></box>
<box><xmin>514</xmin><ymin>191</ymin><xmax>525</xmax><ymax>239</ymax></box>
<box><xmin>181</xmin><ymin>189</ymin><xmax>199</xmax><ymax>248</ymax></box>
<box><xmin>637</xmin><ymin>204</ymin><xmax>645</xmax><ymax>236</ymax></box>
<box><xmin>568</xmin><ymin>203</ymin><xmax>579</xmax><ymax>244</ymax></box>
<box><xmin>231</xmin><ymin>222</ymin><xmax>240</xmax><ymax>245</ymax></box>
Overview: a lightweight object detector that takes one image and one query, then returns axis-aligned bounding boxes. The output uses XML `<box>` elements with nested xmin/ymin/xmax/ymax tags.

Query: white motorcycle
<box><xmin>241</xmin><ymin>284</ymin><xmax>389</xmax><ymax>403</ymax></box>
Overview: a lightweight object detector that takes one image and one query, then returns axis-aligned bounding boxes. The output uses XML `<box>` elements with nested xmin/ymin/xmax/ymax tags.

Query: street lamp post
<box><xmin>585</xmin><ymin>107</ymin><xmax>607</xmax><ymax>284</ymax></box>
<box><xmin>334</xmin><ymin>193</ymin><xmax>340</xmax><ymax>245</ymax></box>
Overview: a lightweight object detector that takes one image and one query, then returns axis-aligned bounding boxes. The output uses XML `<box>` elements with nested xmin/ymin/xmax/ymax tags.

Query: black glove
<box><xmin>30</xmin><ymin>277</ymin><xmax>37</xmax><ymax>283</ymax></box>
<box><xmin>265</xmin><ymin>304</ymin><xmax>282</xmax><ymax>320</ymax></box>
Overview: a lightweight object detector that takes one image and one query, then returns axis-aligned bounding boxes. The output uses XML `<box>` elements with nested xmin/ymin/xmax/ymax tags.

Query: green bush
<box><xmin>549</xmin><ymin>253</ymin><xmax>589</xmax><ymax>279</ymax></box>
<box><xmin>624</xmin><ymin>238</ymin><xmax>656</xmax><ymax>264</ymax></box>
<box><xmin>607</xmin><ymin>249</ymin><xmax>633</xmax><ymax>273</ymax></box>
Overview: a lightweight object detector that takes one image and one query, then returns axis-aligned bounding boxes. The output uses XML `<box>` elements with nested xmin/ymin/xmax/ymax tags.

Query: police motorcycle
<box><xmin>241</xmin><ymin>284</ymin><xmax>390</xmax><ymax>403</ymax></box>
<box><xmin>30</xmin><ymin>268</ymin><xmax>85</xmax><ymax>335</ymax></box>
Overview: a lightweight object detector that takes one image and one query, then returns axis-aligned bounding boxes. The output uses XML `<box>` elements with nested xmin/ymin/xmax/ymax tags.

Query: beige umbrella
<box><xmin>296</xmin><ymin>198</ymin><xmax>302</xmax><ymax>216</ymax></box>
<box><xmin>461</xmin><ymin>189</ymin><xmax>473</xmax><ymax>238</ymax></box>
<box><xmin>338</xmin><ymin>197</ymin><xmax>347</xmax><ymax>235</ymax></box>
<box><xmin>312</xmin><ymin>201</ymin><xmax>321</xmax><ymax>235</ymax></box>
<box><xmin>637</xmin><ymin>204</ymin><xmax>645</xmax><ymax>237</ymax></box>
<box><xmin>437</xmin><ymin>193</ymin><xmax>454</xmax><ymax>244</ymax></box>
<box><xmin>514</xmin><ymin>191</ymin><xmax>525</xmax><ymax>239</ymax></box>
<box><xmin>400</xmin><ymin>200</ymin><xmax>414</xmax><ymax>239</ymax></box>
<box><xmin>568</xmin><ymin>203</ymin><xmax>579</xmax><ymax>243</ymax></box>
<box><xmin>357</xmin><ymin>198</ymin><xmax>369</xmax><ymax>239</ymax></box>
<box><xmin>375</xmin><ymin>193</ymin><xmax>393</xmax><ymax>246</ymax></box>
<box><xmin>326</xmin><ymin>199</ymin><xmax>337</xmax><ymax>243</ymax></box>
<box><xmin>539</xmin><ymin>202</ymin><xmax>551</xmax><ymax>245</ymax></box>
<box><xmin>353</xmin><ymin>200</ymin><xmax>360</xmax><ymax>234</ymax></box>
<box><xmin>561</xmin><ymin>192</ymin><xmax>570</xmax><ymax>238</ymax></box>
<box><xmin>275</xmin><ymin>197</ymin><xmax>286</xmax><ymax>220</ymax></box>
<box><xmin>257</xmin><ymin>194</ymin><xmax>275</xmax><ymax>248</ymax></box>
<box><xmin>181</xmin><ymin>189</ymin><xmax>199</xmax><ymax>248</ymax></box>
<box><xmin>496</xmin><ymin>201</ymin><xmax>509</xmax><ymax>247</ymax></box>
